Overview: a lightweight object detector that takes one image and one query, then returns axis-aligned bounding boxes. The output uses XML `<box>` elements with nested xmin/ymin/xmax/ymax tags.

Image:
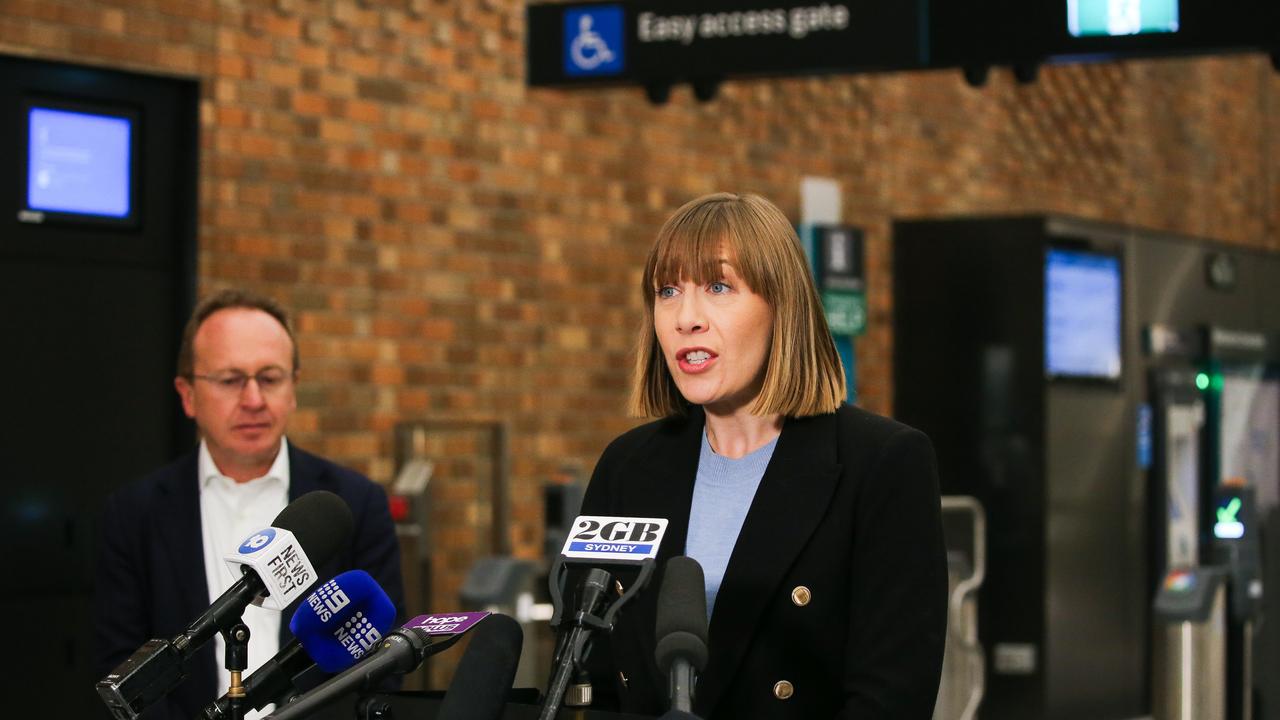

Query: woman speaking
<box><xmin>581</xmin><ymin>192</ymin><xmax>947</xmax><ymax>719</ymax></box>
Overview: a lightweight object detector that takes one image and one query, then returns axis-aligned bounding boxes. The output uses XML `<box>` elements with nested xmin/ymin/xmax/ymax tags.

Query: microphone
<box><xmin>436</xmin><ymin>613</ymin><xmax>523</xmax><ymax>720</ymax></box>
<box><xmin>97</xmin><ymin>491</ymin><xmax>354</xmax><ymax>720</ymax></box>
<box><xmin>539</xmin><ymin>568</ymin><xmax>614</xmax><ymax>720</ymax></box>
<box><xmin>200</xmin><ymin>570</ymin><xmax>397</xmax><ymax>720</ymax></box>
<box><xmin>265</xmin><ymin>611</ymin><xmax>492</xmax><ymax>720</ymax></box>
<box><xmin>538</xmin><ymin>515</ymin><xmax>671</xmax><ymax>720</ymax></box>
<box><xmin>655</xmin><ymin>556</ymin><xmax>708</xmax><ymax>715</ymax></box>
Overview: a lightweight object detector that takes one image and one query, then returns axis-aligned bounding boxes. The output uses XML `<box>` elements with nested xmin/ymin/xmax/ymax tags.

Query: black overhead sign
<box><xmin>529</xmin><ymin>1</ymin><xmax>1280</xmax><ymax>95</ymax></box>
<box><xmin>526</xmin><ymin>1</ymin><xmax>928</xmax><ymax>88</ymax></box>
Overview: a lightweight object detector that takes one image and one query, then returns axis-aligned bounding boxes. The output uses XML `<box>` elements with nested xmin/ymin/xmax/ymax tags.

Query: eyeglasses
<box><xmin>191</xmin><ymin>369</ymin><xmax>292</xmax><ymax>395</ymax></box>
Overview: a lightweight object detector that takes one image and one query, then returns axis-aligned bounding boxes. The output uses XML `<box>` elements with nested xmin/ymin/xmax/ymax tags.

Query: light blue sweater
<box><xmin>685</xmin><ymin>429</ymin><xmax>779</xmax><ymax>620</ymax></box>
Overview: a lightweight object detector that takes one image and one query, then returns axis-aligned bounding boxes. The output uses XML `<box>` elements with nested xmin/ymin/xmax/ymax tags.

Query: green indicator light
<box><xmin>1195</xmin><ymin>373</ymin><xmax>1210</xmax><ymax>391</ymax></box>
<box><xmin>1218</xmin><ymin>497</ymin><xmax>1242</xmax><ymax>524</ymax></box>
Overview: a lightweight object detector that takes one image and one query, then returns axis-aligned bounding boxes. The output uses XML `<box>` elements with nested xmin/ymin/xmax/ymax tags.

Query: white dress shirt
<box><xmin>199</xmin><ymin>438</ymin><xmax>291</xmax><ymax>719</ymax></box>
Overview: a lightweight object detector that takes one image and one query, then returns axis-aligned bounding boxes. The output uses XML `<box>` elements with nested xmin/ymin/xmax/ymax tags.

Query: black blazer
<box><xmin>93</xmin><ymin>443</ymin><xmax>405</xmax><ymax>720</ymax></box>
<box><xmin>581</xmin><ymin>404</ymin><xmax>947</xmax><ymax>719</ymax></box>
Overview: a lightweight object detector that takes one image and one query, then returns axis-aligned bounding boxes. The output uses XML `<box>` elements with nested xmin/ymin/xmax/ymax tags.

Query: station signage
<box><xmin>527</xmin><ymin>1</ymin><xmax>928</xmax><ymax>88</ymax></box>
<box><xmin>530</xmin><ymin>0</ymin><xmax>1278</xmax><ymax>95</ymax></box>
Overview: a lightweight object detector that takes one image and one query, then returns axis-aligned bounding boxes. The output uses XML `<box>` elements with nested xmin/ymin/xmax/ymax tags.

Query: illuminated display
<box><xmin>26</xmin><ymin>106</ymin><xmax>133</xmax><ymax>219</ymax></box>
<box><xmin>1045</xmin><ymin>249</ymin><xmax>1122</xmax><ymax>380</ymax></box>
<box><xmin>1067</xmin><ymin>0</ymin><xmax>1179</xmax><ymax>38</ymax></box>
<box><xmin>1213</xmin><ymin>496</ymin><xmax>1244</xmax><ymax>539</ymax></box>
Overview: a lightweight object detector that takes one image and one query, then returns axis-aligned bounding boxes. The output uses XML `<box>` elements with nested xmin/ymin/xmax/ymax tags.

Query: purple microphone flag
<box><xmin>403</xmin><ymin>611</ymin><xmax>490</xmax><ymax>635</ymax></box>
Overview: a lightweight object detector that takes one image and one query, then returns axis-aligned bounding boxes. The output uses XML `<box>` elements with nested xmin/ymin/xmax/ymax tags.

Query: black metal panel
<box><xmin>1043</xmin><ymin>386</ymin><xmax>1138</xmax><ymax>717</ymax></box>
<box><xmin>1037</xmin><ymin>220</ymin><xmax>1139</xmax><ymax>719</ymax></box>
<box><xmin>1128</xmin><ymin>234</ymin><xmax>1258</xmax><ymax>333</ymax></box>
<box><xmin>0</xmin><ymin>55</ymin><xmax>198</xmax><ymax>718</ymax></box>
<box><xmin>894</xmin><ymin>217</ymin><xmax>1049</xmax><ymax>719</ymax></box>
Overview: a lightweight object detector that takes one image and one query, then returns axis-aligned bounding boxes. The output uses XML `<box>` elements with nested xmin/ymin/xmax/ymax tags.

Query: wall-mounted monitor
<box><xmin>1045</xmin><ymin>247</ymin><xmax>1123</xmax><ymax>381</ymax></box>
<box><xmin>1067</xmin><ymin>0</ymin><xmax>1180</xmax><ymax>37</ymax></box>
<box><xmin>21</xmin><ymin>101</ymin><xmax>138</xmax><ymax>226</ymax></box>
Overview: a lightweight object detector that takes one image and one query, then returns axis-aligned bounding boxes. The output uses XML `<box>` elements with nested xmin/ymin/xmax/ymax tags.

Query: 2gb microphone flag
<box><xmin>561</xmin><ymin>516</ymin><xmax>669</xmax><ymax>562</ymax></box>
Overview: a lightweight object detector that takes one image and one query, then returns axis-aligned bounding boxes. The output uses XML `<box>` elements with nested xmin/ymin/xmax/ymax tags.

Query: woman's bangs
<box><xmin>647</xmin><ymin>225</ymin><xmax>734</xmax><ymax>290</ymax></box>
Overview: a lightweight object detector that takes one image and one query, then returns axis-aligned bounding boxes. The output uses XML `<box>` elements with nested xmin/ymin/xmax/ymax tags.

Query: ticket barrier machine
<box><xmin>1209</xmin><ymin>485</ymin><xmax>1265</xmax><ymax>720</ymax></box>
<box><xmin>1154</xmin><ymin>486</ymin><xmax>1267</xmax><ymax>720</ymax></box>
<box><xmin>1149</xmin><ymin>365</ymin><xmax>1224</xmax><ymax>720</ymax></box>
<box><xmin>1152</xmin><ymin>566</ymin><xmax>1229</xmax><ymax>720</ymax></box>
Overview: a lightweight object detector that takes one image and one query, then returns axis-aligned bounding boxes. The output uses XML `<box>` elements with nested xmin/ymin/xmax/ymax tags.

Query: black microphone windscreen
<box><xmin>437</xmin><ymin>613</ymin><xmax>524</xmax><ymax>720</ymax></box>
<box><xmin>272</xmin><ymin>491</ymin><xmax>354</xmax><ymax>567</ymax></box>
<box><xmin>655</xmin><ymin>556</ymin><xmax>709</xmax><ymax>674</ymax></box>
<box><xmin>656</xmin><ymin>631</ymin><xmax>708</xmax><ymax>676</ymax></box>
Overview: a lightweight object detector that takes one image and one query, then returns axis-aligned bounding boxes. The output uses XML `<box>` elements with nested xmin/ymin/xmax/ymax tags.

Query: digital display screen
<box><xmin>26</xmin><ymin>106</ymin><xmax>133</xmax><ymax>219</ymax></box>
<box><xmin>1045</xmin><ymin>249</ymin><xmax>1122</xmax><ymax>380</ymax></box>
<box><xmin>1213</xmin><ymin>494</ymin><xmax>1245</xmax><ymax>540</ymax></box>
<box><xmin>1067</xmin><ymin>0</ymin><xmax>1180</xmax><ymax>37</ymax></box>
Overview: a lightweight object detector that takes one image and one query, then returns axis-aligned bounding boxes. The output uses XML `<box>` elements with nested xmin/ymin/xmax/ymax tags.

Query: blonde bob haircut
<box><xmin>629</xmin><ymin>192</ymin><xmax>846</xmax><ymax>418</ymax></box>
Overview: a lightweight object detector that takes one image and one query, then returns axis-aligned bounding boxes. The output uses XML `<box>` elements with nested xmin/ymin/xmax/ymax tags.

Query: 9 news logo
<box><xmin>306</xmin><ymin>578</ymin><xmax>352</xmax><ymax>623</ymax></box>
<box><xmin>335</xmin><ymin>611</ymin><xmax>382</xmax><ymax>660</ymax></box>
<box><xmin>562</xmin><ymin>516</ymin><xmax>668</xmax><ymax>561</ymax></box>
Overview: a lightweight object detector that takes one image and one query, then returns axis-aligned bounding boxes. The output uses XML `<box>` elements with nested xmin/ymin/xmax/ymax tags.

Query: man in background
<box><xmin>94</xmin><ymin>288</ymin><xmax>405</xmax><ymax>720</ymax></box>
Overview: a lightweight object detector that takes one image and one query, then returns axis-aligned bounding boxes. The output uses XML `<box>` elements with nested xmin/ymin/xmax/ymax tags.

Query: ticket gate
<box><xmin>1148</xmin><ymin>357</ymin><xmax>1269</xmax><ymax>720</ymax></box>
<box><xmin>1152</xmin><ymin>566</ymin><xmax>1228</xmax><ymax>720</ymax></box>
<box><xmin>1209</xmin><ymin>485</ymin><xmax>1265</xmax><ymax>720</ymax></box>
<box><xmin>1152</xmin><ymin>486</ymin><xmax>1266</xmax><ymax>720</ymax></box>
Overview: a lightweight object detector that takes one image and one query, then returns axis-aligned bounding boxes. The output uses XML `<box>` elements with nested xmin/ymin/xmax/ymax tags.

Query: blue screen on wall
<box><xmin>1045</xmin><ymin>248</ymin><xmax>1123</xmax><ymax>380</ymax></box>
<box><xmin>1067</xmin><ymin>0</ymin><xmax>1180</xmax><ymax>38</ymax></box>
<box><xmin>27</xmin><ymin>107</ymin><xmax>133</xmax><ymax>219</ymax></box>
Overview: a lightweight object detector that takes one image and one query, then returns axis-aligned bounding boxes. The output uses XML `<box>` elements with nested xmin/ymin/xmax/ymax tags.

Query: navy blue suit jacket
<box><xmin>93</xmin><ymin>443</ymin><xmax>405</xmax><ymax>720</ymax></box>
<box><xmin>582</xmin><ymin>404</ymin><xmax>947</xmax><ymax>719</ymax></box>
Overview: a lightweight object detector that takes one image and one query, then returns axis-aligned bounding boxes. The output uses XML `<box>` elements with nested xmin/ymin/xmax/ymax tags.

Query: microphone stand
<box><xmin>668</xmin><ymin>656</ymin><xmax>696</xmax><ymax>715</ymax></box>
<box><xmin>541</xmin><ymin>569</ymin><xmax>612</xmax><ymax>720</ymax></box>
<box><xmin>222</xmin><ymin>624</ymin><xmax>250</xmax><ymax>720</ymax></box>
<box><xmin>539</xmin><ymin>557</ymin><xmax>657</xmax><ymax>720</ymax></box>
<box><xmin>355</xmin><ymin>694</ymin><xmax>394</xmax><ymax>720</ymax></box>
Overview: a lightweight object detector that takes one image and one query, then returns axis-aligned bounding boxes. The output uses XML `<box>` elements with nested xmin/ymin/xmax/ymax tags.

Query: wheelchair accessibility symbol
<box><xmin>571</xmin><ymin>15</ymin><xmax>614</xmax><ymax>70</ymax></box>
<box><xmin>564</xmin><ymin>6</ymin><xmax>624</xmax><ymax>77</ymax></box>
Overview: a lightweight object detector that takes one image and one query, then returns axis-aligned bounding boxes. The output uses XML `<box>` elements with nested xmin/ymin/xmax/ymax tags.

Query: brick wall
<box><xmin>5</xmin><ymin>0</ymin><xmax>1278</xmax><ymax>681</ymax></box>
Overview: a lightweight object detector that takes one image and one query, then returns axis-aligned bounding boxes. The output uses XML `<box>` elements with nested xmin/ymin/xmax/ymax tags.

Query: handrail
<box><xmin>940</xmin><ymin>495</ymin><xmax>986</xmax><ymax>720</ymax></box>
